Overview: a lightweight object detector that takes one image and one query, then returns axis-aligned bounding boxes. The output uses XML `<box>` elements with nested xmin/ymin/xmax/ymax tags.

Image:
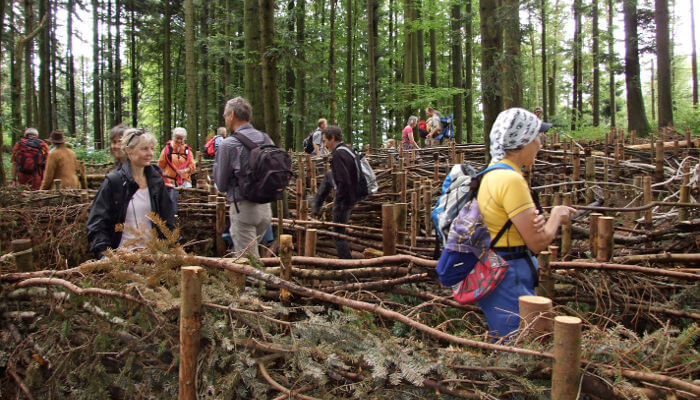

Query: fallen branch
<box><xmin>551</xmin><ymin>262</ymin><xmax>700</xmax><ymax>280</ymax></box>
<box><xmin>14</xmin><ymin>277</ymin><xmax>145</xmax><ymax>304</ymax></box>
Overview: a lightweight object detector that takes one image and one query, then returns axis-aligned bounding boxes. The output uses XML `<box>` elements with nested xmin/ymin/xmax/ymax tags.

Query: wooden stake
<box><xmin>560</xmin><ymin>193</ymin><xmax>572</xmax><ymax>257</ymax></box>
<box><xmin>423</xmin><ymin>181</ymin><xmax>432</xmax><ymax>236</ymax></box>
<box><xmin>543</xmin><ymin>174</ymin><xmax>554</xmax><ymax>208</ymax></box>
<box><xmin>596</xmin><ymin>216</ymin><xmax>614</xmax><ymax>262</ymax></box>
<box><xmin>179</xmin><ymin>266</ymin><xmax>203</xmax><ymax>400</ymax></box>
<box><xmin>398</xmin><ymin>172</ymin><xmax>407</xmax><ymax>203</ymax></box>
<box><xmin>279</xmin><ymin>234</ymin><xmax>293</xmax><ymax>301</ymax></box>
<box><xmin>679</xmin><ymin>164</ymin><xmax>690</xmax><ymax>222</ymax></box>
<box><xmin>297</xmin><ymin>154</ymin><xmax>306</xmax><ymax>195</ymax></box>
<box><xmin>518</xmin><ymin>295</ymin><xmax>554</xmax><ymax>335</ymax></box>
<box><xmin>536</xmin><ymin>251</ymin><xmax>553</xmax><ymax>298</ymax></box>
<box><xmin>410</xmin><ymin>191</ymin><xmax>418</xmax><ymax>248</ymax></box>
<box><xmin>11</xmin><ymin>239</ymin><xmax>33</xmax><ymax>272</ymax></box>
<box><xmin>548</xmin><ymin>245</ymin><xmax>559</xmax><ymax>261</ymax></box>
<box><xmin>551</xmin><ymin>316</ymin><xmax>582</xmax><ymax>400</ymax></box>
<box><xmin>79</xmin><ymin>160</ymin><xmax>88</xmax><ymax>189</ymax></box>
<box><xmin>633</xmin><ymin>175</ymin><xmax>643</xmax><ymax>220</ymax></box>
<box><xmin>433</xmin><ymin>153</ymin><xmax>439</xmax><ymax>182</ymax></box>
<box><xmin>304</xmin><ymin>229</ymin><xmax>317</xmax><ymax>257</ymax></box>
<box><xmin>643</xmin><ymin>176</ymin><xmax>653</xmax><ymax>230</ymax></box>
<box><xmin>215</xmin><ymin>197</ymin><xmax>226</xmax><ymax>257</ymax></box>
<box><xmin>394</xmin><ymin>203</ymin><xmax>408</xmax><ymax>245</ymax></box>
<box><xmin>584</xmin><ymin>157</ymin><xmax>595</xmax><ymax>204</ymax></box>
<box><xmin>296</xmin><ymin>200</ymin><xmax>308</xmax><ymax>254</ymax></box>
<box><xmin>655</xmin><ymin>140</ymin><xmax>664</xmax><ymax>183</ymax></box>
<box><xmin>53</xmin><ymin>179</ymin><xmax>61</xmax><ymax>191</ymax></box>
<box><xmin>382</xmin><ymin>204</ymin><xmax>397</xmax><ymax>256</ymax></box>
<box><xmin>276</xmin><ymin>199</ymin><xmax>284</xmax><ymax>244</ymax></box>
<box><xmin>589</xmin><ymin>213</ymin><xmax>603</xmax><ymax>259</ymax></box>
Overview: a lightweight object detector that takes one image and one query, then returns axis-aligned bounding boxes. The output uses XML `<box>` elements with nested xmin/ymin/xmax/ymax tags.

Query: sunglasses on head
<box><xmin>126</xmin><ymin>129</ymin><xmax>146</xmax><ymax>146</ymax></box>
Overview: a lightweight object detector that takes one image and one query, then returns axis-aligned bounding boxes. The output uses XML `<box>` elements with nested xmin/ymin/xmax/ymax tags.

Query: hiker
<box><xmin>533</xmin><ymin>106</ymin><xmax>543</xmax><ymax>119</ymax></box>
<box><xmin>40</xmin><ymin>130</ymin><xmax>80</xmax><ymax>190</ymax></box>
<box><xmin>312</xmin><ymin>118</ymin><xmax>328</xmax><ymax>156</ymax></box>
<box><xmin>109</xmin><ymin>124</ymin><xmax>128</xmax><ymax>170</ymax></box>
<box><xmin>158</xmin><ymin>127</ymin><xmax>196</xmax><ymax>188</ymax></box>
<box><xmin>385</xmin><ymin>138</ymin><xmax>397</xmax><ymax>152</ymax></box>
<box><xmin>214</xmin><ymin>97</ymin><xmax>275</xmax><ymax>257</ymax></box>
<box><xmin>308</xmin><ymin>126</ymin><xmax>359</xmax><ymax>259</ymax></box>
<box><xmin>11</xmin><ymin>127</ymin><xmax>50</xmax><ymax>190</ymax></box>
<box><xmin>477</xmin><ymin>108</ymin><xmax>575</xmax><ymax>339</ymax></box>
<box><xmin>203</xmin><ymin>127</ymin><xmax>228</xmax><ymax>159</ymax></box>
<box><xmin>402</xmin><ymin>115</ymin><xmax>421</xmax><ymax>160</ymax></box>
<box><xmin>425</xmin><ymin>107</ymin><xmax>441</xmax><ymax>139</ymax></box>
<box><xmin>87</xmin><ymin>128</ymin><xmax>176</xmax><ymax>259</ymax></box>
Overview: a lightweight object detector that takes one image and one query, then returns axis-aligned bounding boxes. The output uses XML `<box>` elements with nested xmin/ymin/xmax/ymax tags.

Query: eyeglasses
<box><xmin>126</xmin><ymin>129</ymin><xmax>146</xmax><ymax>147</ymax></box>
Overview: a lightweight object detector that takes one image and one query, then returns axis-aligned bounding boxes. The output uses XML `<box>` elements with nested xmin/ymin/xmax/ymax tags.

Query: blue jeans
<box><xmin>477</xmin><ymin>250</ymin><xmax>538</xmax><ymax>340</ymax></box>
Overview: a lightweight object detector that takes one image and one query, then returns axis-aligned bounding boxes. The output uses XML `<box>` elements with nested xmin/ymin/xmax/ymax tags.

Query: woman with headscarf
<box><xmin>476</xmin><ymin>108</ymin><xmax>575</xmax><ymax>339</ymax></box>
<box><xmin>158</xmin><ymin>127</ymin><xmax>196</xmax><ymax>188</ymax></box>
<box><xmin>86</xmin><ymin>128</ymin><xmax>176</xmax><ymax>259</ymax></box>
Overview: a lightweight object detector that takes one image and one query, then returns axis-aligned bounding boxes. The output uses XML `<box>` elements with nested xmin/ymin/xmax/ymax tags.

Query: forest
<box><xmin>1</xmin><ymin>0</ymin><xmax>699</xmax><ymax>167</ymax></box>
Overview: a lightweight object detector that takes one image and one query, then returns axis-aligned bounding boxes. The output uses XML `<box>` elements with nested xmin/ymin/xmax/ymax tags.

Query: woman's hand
<box><xmin>177</xmin><ymin>168</ymin><xmax>190</xmax><ymax>175</ymax></box>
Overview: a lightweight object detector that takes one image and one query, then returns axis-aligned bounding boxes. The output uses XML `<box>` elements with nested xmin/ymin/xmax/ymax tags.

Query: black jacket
<box><xmin>86</xmin><ymin>161</ymin><xmax>176</xmax><ymax>259</ymax></box>
<box><xmin>331</xmin><ymin>143</ymin><xmax>360</xmax><ymax>206</ymax></box>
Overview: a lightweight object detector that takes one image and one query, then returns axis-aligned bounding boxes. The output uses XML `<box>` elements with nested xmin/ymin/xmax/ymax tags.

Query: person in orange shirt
<box><xmin>157</xmin><ymin>127</ymin><xmax>196</xmax><ymax>188</ymax></box>
<box><xmin>40</xmin><ymin>130</ymin><xmax>80</xmax><ymax>190</ymax></box>
<box><xmin>11</xmin><ymin>127</ymin><xmax>50</xmax><ymax>190</ymax></box>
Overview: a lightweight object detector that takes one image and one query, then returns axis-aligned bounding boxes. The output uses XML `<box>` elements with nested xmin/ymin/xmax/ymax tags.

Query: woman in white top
<box><xmin>87</xmin><ymin>129</ymin><xmax>176</xmax><ymax>258</ymax></box>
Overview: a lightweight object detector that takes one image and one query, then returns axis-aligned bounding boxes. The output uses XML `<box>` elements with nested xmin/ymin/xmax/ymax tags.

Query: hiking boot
<box><xmin>308</xmin><ymin>196</ymin><xmax>321</xmax><ymax>216</ymax></box>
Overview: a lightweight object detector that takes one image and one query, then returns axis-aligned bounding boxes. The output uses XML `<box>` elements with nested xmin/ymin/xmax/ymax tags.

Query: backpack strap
<box><xmin>233</xmin><ymin>131</ymin><xmax>259</xmax><ymax>150</ymax></box>
<box><xmin>489</xmin><ymin>220</ymin><xmax>512</xmax><ymax>249</ymax></box>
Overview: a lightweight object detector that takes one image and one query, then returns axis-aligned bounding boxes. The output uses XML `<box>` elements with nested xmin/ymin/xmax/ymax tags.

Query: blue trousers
<box><xmin>477</xmin><ymin>250</ymin><xmax>537</xmax><ymax>339</ymax></box>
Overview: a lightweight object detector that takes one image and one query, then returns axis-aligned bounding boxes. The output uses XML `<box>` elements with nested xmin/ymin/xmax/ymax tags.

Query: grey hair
<box><xmin>172</xmin><ymin>127</ymin><xmax>187</xmax><ymax>139</ymax></box>
<box><xmin>407</xmin><ymin>115</ymin><xmax>418</xmax><ymax>126</ymax></box>
<box><xmin>24</xmin><ymin>127</ymin><xmax>39</xmax><ymax>137</ymax></box>
<box><xmin>217</xmin><ymin>127</ymin><xmax>227</xmax><ymax>137</ymax></box>
<box><xmin>223</xmin><ymin>97</ymin><xmax>252</xmax><ymax>122</ymax></box>
<box><xmin>121</xmin><ymin>128</ymin><xmax>157</xmax><ymax>157</ymax></box>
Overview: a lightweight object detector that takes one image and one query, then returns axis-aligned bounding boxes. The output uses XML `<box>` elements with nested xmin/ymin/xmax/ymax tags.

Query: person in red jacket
<box><xmin>11</xmin><ymin>127</ymin><xmax>50</xmax><ymax>190</ymax></box>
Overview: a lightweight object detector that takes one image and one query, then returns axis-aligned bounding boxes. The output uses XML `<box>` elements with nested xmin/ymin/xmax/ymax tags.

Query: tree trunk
<box><xmin>129</xmin><ymin>2</ymin><xmax>139</xmax><ymax>128</ymax></box>
<box><xmin>163</xmin><ymin>0</ymin><xmax>172</xmax><ymax>143</ymax></box>
<box><xmin>367</xmin><ymin>0</ymin><xmax>378</xmax><ymax>148</ymax></box>
<box><xmin>106</xmin><ymin>0</ymin><xmax>114</xmax><ymax>127</ymax></box>
<box><xmin>184</xmin><ymin>0</ymin><xmax>197</xmax><ymax>144</ymax></box>
<box><xmin>480</xmin><ymin>0</ymin><xmax>502</xmax><ymax>156</ymax></box>
<box><xmin>38</xmin><ymin>0</ymin><xmax>52</xmax><ymax>137</ymax></box>
<box><xmin>114</xmin><ymin>0</ymin><xmax>122</xmax><ymax>124</ymax></box>
<box><xmin>284</xmin><ymin>0</ymin><xmax>295</xmax><ymax>150</ymax></box>
<box><xmin>429</xmin><ymin>21</ymin><xmax>437</xmax><ymax>88</ymax></box>
<box><xmin>244</xmin><ymin>0</ymin><xmax>265</xmax><ymax>131</ymax></box>
<box><xmin>259</xmin><ymin>0</ymin><xmax>281</xmax><ymax>145</ymax></box>
<box><xmin>623</xmin><ymin>0</ymin><xmax>650</xmax><ymax>136</ymax></box>
<box><xmin>81</xmin><ymin>56</ymin><xmax>88</xmax><ymax>142</ymax></box>
<box><xmin>329</xmin><ymin>0</ymin><xmax>337</xmax><ymax>124</ymax></box>
<box><xmin>24</xmin><ymin>0</ymin><xmax>36</xmax><ymax>131</ymax></box>
<box><xmin>50</xmin><ymin>0</ymin><xmax>57</xmax><ymax>130</ymax></box>
<box><xmin>592</xmin><ymin>0</ymin><xmax>600</xmax><ymax>126</ymax></box>
<box><xmin>0</xmin><ymin>0</ymin><xmax>6</xmax><ymax>185</ymax></box>
<box><xmin>692</xmin><ymin>0</ymin><xmax>698</xmax><ymax>107</ymax></box>
<box><xmin>295</xmin><ymin>0</ymin><xmax>306</xmax><ymax>150</ymax></box>
<box><xmin>451</xmin><ymin>3</ymin><xmax>463</xmax><ymax>143</ymax></box>
<box><xmin>655</xmin><ymin>0</ymin><xmax>673</xmax><ymax>128</ymax></box>
<box><xmin>67</xmin><ymin>0</ymin><xmax>76</xmax><ymax>136</ymax></box>
<box><xmin>416</xmin><ymin>4</ymin><xmax>425</xmax><ymax>89</ymax></box>
<box><xmin>651</xmin><ymin>60</ymin><xmax>656</xmax><ymax>121</ymax></box>
<box><xmin>540</xmin><ymin>0</ymin><xmax>547</xmax><ymax>120</ymax></box>
<box><xmin>92</xmin><ymin>0</ymin><xmax>103</xmax><ymax>147</ymax></box>
<box><xmin>502</xmin><ymin>0</ymin><xmax>521</xmax><ymax>108</ymax></box>
<box><xmin>344</xmin><ymin>0</ymin><xmax>353</xmax><ymax>144</ymax></box>
<box><xmin>199</xmin><ymin>1</ymin><xmax>209</xmax><ymax>145</ymax></box>
<box><xmin>464</xmin><ymin>0</ymin><xmax>473</xmax><ymax>143</ymax></box>
<box><xmin>608</xmin><ymin>0</ymin><xmax>615</xmax><ymax>126</ymax></box>
<box><xmin>571</xmin><ymin>0</ymin><xmax>580</xmax><ymax>131</ymax></box>
<box><xmin>403</xmin><ymin>0</ymin><xmax>415</xmax><ymax>121</ymax></box>
<box><xmin>10</xmin><ymin>1</ymin><xmax>21</xmax><ymax>144</ymax></box>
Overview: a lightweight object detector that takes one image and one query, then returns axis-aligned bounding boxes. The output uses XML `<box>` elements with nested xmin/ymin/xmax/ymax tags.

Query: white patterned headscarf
<box><xmin>489</xmin><ymin>108</ymin><xmax>553</xmax><ymax>162</ymax></box>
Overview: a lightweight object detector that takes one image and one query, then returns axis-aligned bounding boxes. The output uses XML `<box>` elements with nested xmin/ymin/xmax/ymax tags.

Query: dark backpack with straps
<box><xmin>302</xmin><ymin>129</ymin><xmax>318</xmax><ymax>154</ymax></box>
<box><xmin>234</xmin><ymin>131</ymin><xmax>293</xmax><ymax>204</ymax></box>
<box><xmin>17</xmin><ymin>137</ymin><xmax>46</xmax><ymax>174</ymax></box>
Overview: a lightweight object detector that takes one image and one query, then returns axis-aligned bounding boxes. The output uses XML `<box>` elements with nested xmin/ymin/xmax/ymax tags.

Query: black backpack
<box><xmin>234</xmin><ymin>131</ymin><xmax>293</xmax><ymax>204</ymax></box>
<box><xmin>302</xmin><ymin>129</ymin><xmax>318</xmax><ymax>154</ymax></box>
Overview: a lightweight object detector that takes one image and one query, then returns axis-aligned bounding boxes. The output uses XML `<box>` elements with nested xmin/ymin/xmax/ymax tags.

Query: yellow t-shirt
<box><xmin>476</xmin><ymin>158</ymin><xmax>534</xmax><ymax>247</ymax></box>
